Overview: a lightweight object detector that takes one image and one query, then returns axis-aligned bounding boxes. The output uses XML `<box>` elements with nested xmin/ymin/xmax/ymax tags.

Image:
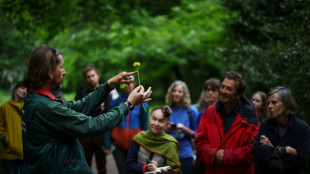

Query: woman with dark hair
<box><xmin>165</xmin><ymin>80</ymin><xmax>198</xmax><ymax>174</ymax></box>
<box><xmin>194</xmin><ymin>78</ymin><xmax>220</xmax><ymax>174</ymax></box>
<box><xmin>126</xmin><ymin>106</ymin><xmax>181</xmax><ymax>174</ymax></box>
<box><xmin>196</xmin><ymin>78</ymin><xmax>221</xmax><ymax>113</ymax></box>
<box><xmin>253</xmin><ymin>87</ymin><xmax>310</xmax><ymax>174</ymax></box>
<box><xmin>251</xmin><ymin>91</ymin><xmax>269</xmax><ymax>121</ymax></box>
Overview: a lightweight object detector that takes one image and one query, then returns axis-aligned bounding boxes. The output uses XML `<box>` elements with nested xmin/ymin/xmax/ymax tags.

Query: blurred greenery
<box><xmin>1</xmin><ymin>3</ymin><xmax>310</xmax><ymax>172</ymax></box>
<box><xmin>1</xmin><ymin>0</ymin><xmax>309</xmax><ymax>118</ymax></box>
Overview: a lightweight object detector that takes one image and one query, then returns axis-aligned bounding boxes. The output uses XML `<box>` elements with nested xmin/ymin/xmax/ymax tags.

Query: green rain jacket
<box><xmin>22</xmin><ymin>83</ymin><xmax>128</xmax><ymax>174</ymax></box>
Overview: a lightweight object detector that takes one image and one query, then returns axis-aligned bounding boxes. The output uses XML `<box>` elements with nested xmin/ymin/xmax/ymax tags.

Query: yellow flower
<box><xmin>133</xmin><ymin>62</ymin><xmax>140</xmax><ymax>67</ymax></box>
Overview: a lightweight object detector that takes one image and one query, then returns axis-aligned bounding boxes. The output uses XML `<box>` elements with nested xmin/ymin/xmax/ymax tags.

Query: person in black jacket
<box><xmin>75</xmin><ymin>65</ymin><xmax>112</xmax><ymax>174</ymax></box>
<box><xmin>253</xmin><ymin>87</ymin><xmax>310</xmax><ymax>174</ymax></box>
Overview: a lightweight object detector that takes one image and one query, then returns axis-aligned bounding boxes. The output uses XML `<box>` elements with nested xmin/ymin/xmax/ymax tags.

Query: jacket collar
<box><xmin>216</xmin><ymin>96</ymin><xmax>258</xmax><ymax>125</ymax></box>
<box><xmin>28</xmin><ymin>88</ymin><xmax>57</xmax><ymax>100</ymax></box>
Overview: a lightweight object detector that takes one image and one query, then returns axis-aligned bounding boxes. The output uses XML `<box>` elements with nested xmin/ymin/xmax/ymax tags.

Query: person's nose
<box><xmin>62</xmin><ymin>69</ymin><xmax>67</xmax><ymax>76</ymax></box>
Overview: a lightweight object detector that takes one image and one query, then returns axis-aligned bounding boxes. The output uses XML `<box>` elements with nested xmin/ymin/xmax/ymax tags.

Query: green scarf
<box><xmin>133</xmin><ymin>130</ymin><xmax>181</xmax><ymax>172</ymax></box>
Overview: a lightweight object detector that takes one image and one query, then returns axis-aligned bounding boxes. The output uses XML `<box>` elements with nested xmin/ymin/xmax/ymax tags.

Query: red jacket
<box><xmin>195</xmin><ymin>97</ymin><xmax>259</xmax><ymax>174</ymax></box>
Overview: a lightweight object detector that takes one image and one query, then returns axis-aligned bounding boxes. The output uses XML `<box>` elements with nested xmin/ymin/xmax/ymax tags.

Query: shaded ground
<box><xmin>91</xmin><ymin>153</ymin><xmax>118</xmax><ymax>174</ymax></box>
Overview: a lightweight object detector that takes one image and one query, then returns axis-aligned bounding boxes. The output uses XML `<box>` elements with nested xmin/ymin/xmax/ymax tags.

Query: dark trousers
<box><xmin>3</xmin><ymin>160</ymin><xmax>23</xmax><ymax>174</ymax></box>
<box><xmin>181</xmin><ymin>157</ymin><xmax>194</xmax><ymax>174</ymax></box>
<box><xmin>113</xmin><ymin>147</ymin><xmax>128</xmax><ymax>174</ymax></box>
<box><xmin>79</xmin><ymin>135</ymin><xmax>107</xmax><ymax>174</ymax></box>
<box><xmin>194</xmin><ymin>154</ymin><xmax>205</xmax><ymax>174</ymax></box>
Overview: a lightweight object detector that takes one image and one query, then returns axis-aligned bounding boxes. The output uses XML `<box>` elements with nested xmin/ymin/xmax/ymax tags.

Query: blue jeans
<box><xmin>3</xmin><ymin>160</ymin><xmax>23</xmax><ymax>174</ymax></box>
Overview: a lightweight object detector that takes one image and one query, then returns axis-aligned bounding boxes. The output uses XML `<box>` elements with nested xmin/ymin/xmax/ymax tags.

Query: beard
<box><xmin>52</xmin><ymin>79</ymin><xmax>63</xmax><ymax>91</ymax></box>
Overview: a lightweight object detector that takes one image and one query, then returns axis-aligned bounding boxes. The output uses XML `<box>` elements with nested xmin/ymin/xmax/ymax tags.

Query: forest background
<box><xmin>1</xmin><ymin>0</ymin><xmax>310</xmax><ymax>171</ymax></box>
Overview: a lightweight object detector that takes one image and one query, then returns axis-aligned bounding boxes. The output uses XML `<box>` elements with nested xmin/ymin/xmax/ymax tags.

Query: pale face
<box><xmin>204</xmin><ymin>85</ymin><xmax>219</xmax><ymax>105</ymax></box>
<box><xmin>219</xmin><ymin>78</ymin><xmax>241</xmax><ymax>105</ymax></box>
<box><xmin>268</xmin><ymin>93</ymin><xmax>285</xmax><ymax>118</ymax></box>
<box><xmin>149</xmin><ymin>109</ymin><xmax>168</xmax><ymax>135</ymax></box>
<box><xmin>172</xmin><ymin>85</ymin><xmax>185</xmax><ymax>104</ymax></box>
<box><xmin>252</xmin><ymin>93</ymin><xmax>263</xmax><ymax>110</ymax></box>
<box><xmin>85</xmin><ymin>70</ymin><xmax>100</xmax><ymax>89</ymax></box>
<box><xmin>15</xmin><ymin>86</ymin><xmax>27</xmax><ymax>100</ymax></box>
<box><xmin>52</xmin><ymin>55</ymin><xmax>66</xmax><ymax>91</ymax></box>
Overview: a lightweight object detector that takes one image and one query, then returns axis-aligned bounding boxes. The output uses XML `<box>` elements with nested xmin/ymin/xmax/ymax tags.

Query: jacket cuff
<box><xmin>142</xmin><ymin>164</ymin><xmax>148</xmax><ymax>172</ymax></box>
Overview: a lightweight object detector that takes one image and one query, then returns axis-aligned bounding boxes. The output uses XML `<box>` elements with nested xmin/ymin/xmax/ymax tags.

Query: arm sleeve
<box><xmin>103</xmin><ymin>130</ymin><xmax>112</xmax><ymax>149</ymax></box>
<box><xmin>126</xmin><ymin>141</ymin><xmax>145</xmax><ymax>173</ymax></box>
<box><xmin>34</xmin><ymin>101</ymin><xmax>129</xmax><ymax>138</ymax></box>
<box><xmin>190</xmin><ymin>106</ymin><xmax>199</xmax><ymax>137</ymax></box>
<box><xmin>195</xmin><ymin>112</ymin><xmax>218</xmax><ymax>165</ymax></box>
<box><xmin>141</xmin><ymin>103</ymin><xmax>149</xmax><ymax>131</ymax></box>
<box><xmin>0</xmin><ymin>105</ymin><xmax>5</xmax><ymax>139</ymax></box>
<box><xmin>282</xmin><ymin>125</ymin><xmax>310</xmax><ymax>171</ymax></box>
<box><xmin>67</xmin><ymin>83</ymin><xmax>112</xmax><ymax>115</ymax></box>
<box><xmin>223</xmin><ymin>124</ymin><xmax>258</xmax><ymax>165</ymax></box>
<box><xmin>253</xmin><ymin>122</ymin><xmax>277</xmax><ymax>162</ymax></box>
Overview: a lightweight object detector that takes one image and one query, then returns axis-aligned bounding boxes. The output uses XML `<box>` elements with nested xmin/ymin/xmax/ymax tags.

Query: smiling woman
<box><xmin>126</xmin><ymin>105</ymin><xmax>181</xmax><ymax>174</ymax></box>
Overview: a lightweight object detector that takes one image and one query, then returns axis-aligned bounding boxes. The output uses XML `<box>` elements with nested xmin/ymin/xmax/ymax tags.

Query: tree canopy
<box><xmin>1</xmin><ymin>0</ymin><xmax>310</xmax><ymax>122</ymax></box>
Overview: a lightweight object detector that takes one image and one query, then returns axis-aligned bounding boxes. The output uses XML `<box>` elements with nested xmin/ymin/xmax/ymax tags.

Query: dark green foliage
<box><xmin>221</xmin><ymin>0</ymin><xmax>310</xmax><ymax>121</ymax></box>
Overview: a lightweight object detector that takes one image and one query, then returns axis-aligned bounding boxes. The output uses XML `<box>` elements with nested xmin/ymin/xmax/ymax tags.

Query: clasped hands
<box><xmin>108</xmin><ymin>71</ymin><xmax>152</xmax><ymax>106</ymax></box>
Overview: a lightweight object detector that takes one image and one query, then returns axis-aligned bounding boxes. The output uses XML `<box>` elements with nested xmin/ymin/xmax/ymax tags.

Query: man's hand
<box><xmin>215</xmin><ymin>149</ymin><xmax>224</xmax><ymax>165</ymax></box>
<box><xmin>127</xmin><ymin>85</ymin><xmax>152</xmax><ymax>106</ymax></box>
<box><xmin>107</xmin><ymin>71</ymin><xmax>137</xmax><ymax>89</ymax></box>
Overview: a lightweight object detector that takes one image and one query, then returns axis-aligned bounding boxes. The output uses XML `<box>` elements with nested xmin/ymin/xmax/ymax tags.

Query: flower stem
<box><xmin>137</xmin><ymin>67</ymin><xmax>146</xmax><ymax>112</ymax></box>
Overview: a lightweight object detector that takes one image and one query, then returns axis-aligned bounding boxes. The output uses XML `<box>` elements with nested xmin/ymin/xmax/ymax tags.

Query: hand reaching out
<box><xmin>107</xmin><ymin>71</ymin><xmax>137</xmax><ymax>89</ymax></box>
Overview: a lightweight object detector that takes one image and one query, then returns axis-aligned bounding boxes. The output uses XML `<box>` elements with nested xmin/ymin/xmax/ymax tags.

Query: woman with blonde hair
<box><xmin>165</xmin><ymin>80</ymin><xmax>198</xmax><ymax>174</ymax></box>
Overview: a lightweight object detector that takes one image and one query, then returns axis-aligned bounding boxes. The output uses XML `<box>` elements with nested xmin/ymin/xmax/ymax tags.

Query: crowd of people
<box><xmin>0</xmin><ymin>44</ymin><xmax>310</xmax><ymax>174</ymax></box>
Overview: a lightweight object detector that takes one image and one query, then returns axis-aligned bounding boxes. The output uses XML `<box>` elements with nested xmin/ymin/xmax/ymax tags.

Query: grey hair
<box><xmin>165</xmin><ymin>80</ymin><xmax>191</xmax><ymax>108</ymax></box>
<box><xmin>268</xmin><ymin>87</ymin><xmax>298</xmax><ymax>116</ymax></box>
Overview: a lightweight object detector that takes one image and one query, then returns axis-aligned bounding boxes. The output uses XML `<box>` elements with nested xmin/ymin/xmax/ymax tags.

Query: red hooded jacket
<box><xmin>195</xmin><ymin>97</ymin><xmax>259</xmax><ymax>174</ymax></box>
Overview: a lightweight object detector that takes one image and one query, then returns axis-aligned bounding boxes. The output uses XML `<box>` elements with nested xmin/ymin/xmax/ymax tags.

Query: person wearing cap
<box><xmin>107</xmin><ymin>75</ymin><xmax>149</xmax><ymax>174</ymax></box>
<box><xmin>22</xmin><ymin>45</ymin><xmax>152</xmax><ymax>174</ymax></box>
<box><xmin>0</xmin><ymin>81</ymin><xmax>27</xmax><ymax>174</ymax></box>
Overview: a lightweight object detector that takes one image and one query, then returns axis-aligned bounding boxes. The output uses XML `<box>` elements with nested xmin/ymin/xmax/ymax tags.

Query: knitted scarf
<box><xmin>133</xmin><ymin>129</ymin><xmax>181</xmax><ymax>172</ymax></box>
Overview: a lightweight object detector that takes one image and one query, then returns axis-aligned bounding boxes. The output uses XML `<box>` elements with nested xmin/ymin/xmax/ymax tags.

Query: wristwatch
<box><xmin>124</xmin><ymin>99</ymin><xmax>134</xmax><ymax>111</ymax></box>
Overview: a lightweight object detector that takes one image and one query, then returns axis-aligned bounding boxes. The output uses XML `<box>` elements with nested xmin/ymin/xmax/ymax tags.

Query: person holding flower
<box><xmin>22</xmin><ymin>45</ymin><xmax>152</xmax><ymax>173</ymax></box>
<box><xmin>165</xmin><ymin>80</ymin><xmax>199</xmax><ymax>174</ymax></box>
<box><xmin>126</xmin><ymin>105</ymin><xmax>181</xmax><ymax>174</ymax></box>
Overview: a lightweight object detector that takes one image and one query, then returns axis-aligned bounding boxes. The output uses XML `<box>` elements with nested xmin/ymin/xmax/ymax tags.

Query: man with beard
<box><xmin>22</xmin><ymin>45</ymin><xmax>152</xmax><ymax>174</ymax></box>
<box><xmin>75</xmin><ymin>65</ymin><xmax>112</xmax><ymax>174</ymax></box>
<box><xmin>195</xmin><ymin>71</ymin><xmax>259</xmax><ymax>174</ymax></box>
